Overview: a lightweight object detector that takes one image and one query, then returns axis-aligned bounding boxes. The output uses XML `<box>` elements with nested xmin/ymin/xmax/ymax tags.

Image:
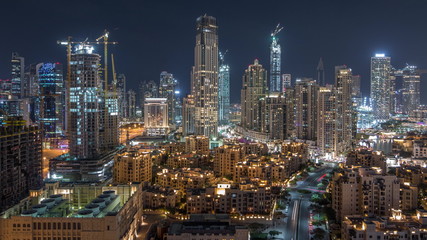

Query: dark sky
<box><xmin>1</xmin><ymin>0</ymin><xmax>427</xmax><ymax>104</ymax></box>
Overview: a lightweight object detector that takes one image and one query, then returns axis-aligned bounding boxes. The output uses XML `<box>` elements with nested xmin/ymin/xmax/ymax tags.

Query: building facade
<box><xmin>241</xmin><ymin>59</ymin><xmax>268</xmax><ymax>131</ymax></box>
<box><xmin>371</xmin><ymin>54</ymin><xmax>392</xmax><ymax>121</ymax></box>
<box><xmin>191</xmin><ymin>15</ymin><xmax>219</xmax><ymax>138</ymax></box>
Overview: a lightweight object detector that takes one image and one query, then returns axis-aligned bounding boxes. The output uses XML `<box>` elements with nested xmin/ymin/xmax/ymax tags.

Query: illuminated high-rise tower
<box><xmin>69</xmin><ymin>44</ymin><xmax>102</xmax><ymax>159</ymax></box>
<box><xmin>191</xmin><ymin>15</ymin><xmax>219</xmax><ymax>138</ymax></box>
<box><xmin>218</xmin><ymin>51</ymin><xmax>230</xmax><ymax>125</ymax></box>
<box><xmin>241</xmin><ymin>59</ymin><xmax>268</xmax><ymax>131</ymax></box>
<box><xmin>401</xmin><ymin>65</ymin><xmax>420</xmax><ymax>116</ymax></box>
<box><xmin>371</xmin><ymin>54</ymin><xmax>392</xmax><ymax>121</ymax></box>
<box><xmin>11</xmin><ymin>52</ymin><xmax>25</xmax><ymax>98</ymax></box>
<box><xmin>270</xmin><ymin>24</ymin><xmax>283</xmax><ymax>93</ymax></box>
<box><xmin>335</xmin><ymin>65</ymin><xmax>354</xmax><ymax>153</ymax></box>
<box><xmin>38</xmin><ymin>62</ymin><xmax>65</xmax><ymax>147</ymax></box>
<box><xmin>159</xmin><ymin>71</ymin><xmax>177</xmax><ymax>125</ymax></box>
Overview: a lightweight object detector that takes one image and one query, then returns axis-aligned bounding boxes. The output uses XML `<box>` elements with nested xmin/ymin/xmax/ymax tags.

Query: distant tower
<box><xmin>270</xmin><ymin>24</ymin><xmax>283</xmax><ymax>93</ymax></box>
<box><xmin>402</xmin><ymin>65</ymin><xmax>420</xmax><ymax>116</ymax></box>
<box><xmin>241</xmin><ymin>59</ymin><xmax>268</xmax><ymax>131</ymax></box>
<box><xmin>159</xmin><ymin>71</ymin><xmax>177</xmax><ymax>125</ymax></box>
<box><xmin>371</xmin><ymin>54</ymin><xmax>392</xmax><ymax>121</ymax></box>
<box><xmin>191</xmin><ymin>15</ymin><xmax>219</xmax><ymax>138</ymax></box>
<box><xmin>317</xmin><ymin>57</ymin><xmax>325</xmax><ymax>86</ymax></box>
<box><xmin>218</xmin><ymin>51</ymin><xmax>230</xmax><ymax>125</ymax></box>
<box><xmin>11</xmin><ymin>52</ymin><xmax>25</xmax><ymax>98</ymax></box>
<box><xmin>294</xmin><ymin>78</ymin><xmax>318</xmax><ymax>140</ymax></box>
<box><xmin>38</xmin><ymin>62</ymin><xmax>64</xmax><ymax>147</ymax></box>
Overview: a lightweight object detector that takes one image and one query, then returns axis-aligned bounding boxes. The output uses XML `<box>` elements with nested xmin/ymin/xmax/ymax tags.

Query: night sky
<box><xmin>1</xmin><ymin>0</ymin><xmax>427</xmax><ymax>104</ymax></box>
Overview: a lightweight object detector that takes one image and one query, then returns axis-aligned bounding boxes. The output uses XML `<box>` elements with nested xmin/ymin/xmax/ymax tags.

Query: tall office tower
<box><xmin>101</xmin><ymin>90</ymin><xmax>119</xmax><ymax>152</ymax></box>
<box><xmin>117</xmin><ymin>73</ymin><xmax>127</xmax><ymax>119</ymax></box>
<box><xmin>38</xmin><ymin>62</ymin><xmax>65</xmax><ymax>148</ymax></box>
<box><xmin>218</xmin><ymin>52</ymin><xmax>230</xmax><ymax>125</ymax></box>
<box><xmin>23</xmin><ymin>63</ymin><xmax>39</xmax><ymax>98</ymax></box>
<box><xmin>69</xmin><ymin>44</ymin><xmax>102</xmax><ymax>159</ymax></box>
<box><xmin>371</xmin><ymin>54</ymin><xmax>392</xmax><ymax>121</ymax></box>
<box><xmin>284</xmin><ymin>87</ymin><xmax>295</xmax><ymax>138</ymax></box>
<box><xmin>259</xmin><ymin>92</ymin><xmax>289</xmax><ymax>140</ymax></box>
<box><xmin>402</xmin><ymin>65</ymin><xmax>420</xmax><ymax>116</ymax></box>
<box><xmin>282</xmin><ymin>73</ymin><xmax>291</xmax><ymax>90</ymax></box>
<box><xmin>11</xmin><ymin>52</ymin><xmax>25</xmax><ymax>98</ymax></box>
<box><xmin>0</xmin><ymin>116</ymin><xmax>42</xmax><ymax>212</ymax></box>
<box><xmin>294</xmin><ymin>78</ymin><xmax>318</xmax><ymax>140</ymax></box>
<box><xmin>335</xmin><ymin>65</ymin><xmax>354</xmax><ymax>153</ymax></box>
<box><xmin>127</xmin><ymin>89</ymin><xmax>136</xmax><ymax>118</ymax></box>
<box><xmin>317</xmin><ymin>85</ymin><xmax>336</xmax><ymax>155</ymax></box>
<box><xmin>159</xmin><ymin>71</ymin><xmax>177</xmax><ymax>125</ymax></box>
<box><xmin>182</xmin><ymin>95</ymin><xmax>195</xmax><ymax>136</ymax></box>
<box><xmin>174</xmin><ymin>90</ymin><xmax>183</xmax><ymax>124</ymax></box>
<box><xmin>317</xmin><ymin>57</ymin><xmax>325</xmax><ymax>86</ymax></box>
<box><xmin>270</xmin><ymin>25</ymin><xmax>283</xmax><ymax>92</ymax></box>
<box><xmin>191</xmin><ymin>15</ymin><xmax>219</xmax><ymax>138</ymax></box>
<box><xmin>241</xmin><ymin>59</ymin><xmax>268</xmax><ymax>131</ymax></box>
<box><xmin>144</xmin><ymin>98</ymin><xmax>169</xmax><ymax>136</ymax></box>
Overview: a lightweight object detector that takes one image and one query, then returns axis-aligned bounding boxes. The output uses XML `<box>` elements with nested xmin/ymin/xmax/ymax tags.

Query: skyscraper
<box><xmin>127</xmin><ymin>89</ymin><xmax>136</xmax><ymax>119</ymax></box>
<box><xmin>371</xmin><ymin>54</ymin><xmax>392</xmax><ymax>121</ymax></box>
<box><xmin>218</xmin><ymin>51</ymin><xmax>230</xmax><ymax>125</ymax></box>
<box><xmin>139</xmin><ymin>80</ymin><xmax>158</xmax><ymax>118</ymax></box>
<box><xmin>11</xmin><ymin>52</ymin><xmax>25</xmax><ymax>99</ymax></box>
<box><xmin>159</xmin><ymin>71</ymin><xmax>177</xmax><ymax>125</ymax></box>
<box><xmin>317</xmin><ymin>85</ymin><xmax>336</xmax><ymax>155</ymax></box>
<box><xmin>69</xmin><ymin>44</ymin><xmax>102</xmax><ymax>159</ymax></box>
<box><xmin>335</xmin><ymin>65</ymin><xmax>354</xmax><ymax>153</ymax></box>
<box><xmin>317</xmin><ymin>57</ymin><xmax>325</xmax><ymax>86</ymax></box>
<box><xmin>51</xmin><ymin>43</ymin><xmax>119</xmax><ymax>182</ymax></box>
<box><xmin>294</xmin><ymin>78</ymin><xmax>318</xmax><ymax>140</ymax></box>
<box><xmin>38</xmin><ymin>62</ymin><xmax>65</xmax><ymax>147</ymax></box>
<box><xmin>241</xmin><ymin>59</ymin><xmax>268</xmax><ymax>131</ymax></box>
<box><xmin>191</xmin><ymin>15</ymin><xmax>219</xmax><ymax>138</ymax></box>
<box><xmin>270</xmin><ymin>24</ymin><xmax>283</xmax><ymax>92</ymax></box>
<box><xmin>401</xmin><ymin>65</ymin><xmax>420</xmax><ymax>116</ymax></box>
<box><xmin>183</xmin><ymin>95</ymin><xmax>195</xmax><ymax>136</ymax></box>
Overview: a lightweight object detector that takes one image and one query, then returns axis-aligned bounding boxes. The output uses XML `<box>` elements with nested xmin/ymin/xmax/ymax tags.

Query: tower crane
<box><xmin>271</xmin><ymin>23</ymin><xmax>283</xmax><ymax>39</ymax></box>
<box><xmin>96</xmin><ymin>30</ymin><xmax>118</xmax><ymax>91</ymax></box>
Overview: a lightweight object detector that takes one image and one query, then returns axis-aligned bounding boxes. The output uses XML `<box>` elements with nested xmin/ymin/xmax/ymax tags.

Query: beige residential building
<box><xmin>184</xmin><ymin>135</ymin><xmax>209</xmax><ymax>154</ymax></box>
<box><xmin>214</xmin><ymin>144</ymin><xmax>245</xmax><ymax>177</ymax></box>
<box><xmin>141</xmin><ymin>184</ymin><xmax>177</xmax><ymax>209</ymax></box>
<box><xmin>346</xmin><ymin>148</ymin><xmax>387</xmax><ymax>172</ymax></box>
<box><xmin>341</xmin><ymin>210</ymin><xmax>427</xmax><ymax>240</ymax></box>
<box><xmin>156</xmin><ymin>168</ymin><xmax>214</xmax><ymax>193</ymax></box>
<box><xmin>331</xmin><ymin>167</ymin><xmax>401</xmax><ymax>221</ymax></box>
<box><xmin>186</xmin><ymin>184</ymin><xmax>272</xmax><ymax>215</ymax></box>
<box><xmin>113</xmin><ymin>149</ymin><xmax>152</xmax><ymax>184</ymax></box>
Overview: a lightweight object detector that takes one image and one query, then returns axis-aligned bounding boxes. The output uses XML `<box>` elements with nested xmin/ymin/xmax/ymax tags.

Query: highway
<box><xmin>282</xmin><ymin>166</ymin><xmax>332</xmax><ymax>240</ymax></box>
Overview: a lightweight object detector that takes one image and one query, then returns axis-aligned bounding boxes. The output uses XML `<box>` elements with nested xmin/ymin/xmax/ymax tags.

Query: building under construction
<box><xmin>50</xmin><ymin>34</ymin><xmax>120</xmax><ymax>182</ymax></box>
<box><xmin>0</xmin><ymin>116</ymin><xmax>43</xmax><ymax>213</ymax></box>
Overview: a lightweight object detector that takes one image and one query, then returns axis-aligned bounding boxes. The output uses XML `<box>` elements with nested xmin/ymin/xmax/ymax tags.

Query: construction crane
<box><xmin>219</xmin><ymin>49</ymin><xmax>228</xmax><ymax>65</ymax></box>
<box><xmin>271</xmin><ymin>23</ymin><xmax>283</xmax><ymax>39</ymax></box>
<box><xmin>111</xmin><ymin>53</ymin><xmax>118</xmax><ymax>93</ymax></box>
<box><xmin>96</xmin><ymin>30</ymin><xmax>118</xmax><ymax>91</ymax></box>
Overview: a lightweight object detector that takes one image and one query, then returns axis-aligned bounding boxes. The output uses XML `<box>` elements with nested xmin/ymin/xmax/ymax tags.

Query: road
<box><xmin>282</xmin><ymin>166</ymin><xmax>332</xmax><ymax>240</ymax></box>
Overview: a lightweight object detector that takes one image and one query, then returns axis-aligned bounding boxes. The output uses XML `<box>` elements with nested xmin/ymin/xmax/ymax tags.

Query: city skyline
<box><xmin>1</xmin><ymin>0</ymin><xmax>427</xmax><ymax>103</ymax></box>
